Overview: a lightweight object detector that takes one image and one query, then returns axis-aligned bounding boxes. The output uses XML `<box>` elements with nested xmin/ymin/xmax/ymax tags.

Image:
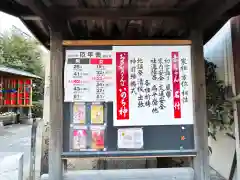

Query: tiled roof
<box><xmin>0</xmin><ymin>65</ymin><xmax>41</xmax><ymax>79</ymax></box>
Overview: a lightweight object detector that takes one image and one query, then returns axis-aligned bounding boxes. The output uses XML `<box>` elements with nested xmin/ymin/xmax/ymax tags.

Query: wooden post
<box><xmin>191</xmin><ymin>30</ymin><xmax>210</xmax><ymax>180</ymax></box>
<box><xmin>48</xmin><ymin>30</ymin><xmax>64</xmax><ymax>179</ymax></box>
<box><xmin>230</xmin><ymin>17</ymin><xmax>240</xmax><ymax>179</ymax></box>
<box><xmin>40</xmin><ymin>45</ymin><xmax>50</xmax><ymax>175</ymax></box>
<box><xmin>227</xmin><ymin>88</ymin><xmax>240</xmax><ymax>180</ymax></box>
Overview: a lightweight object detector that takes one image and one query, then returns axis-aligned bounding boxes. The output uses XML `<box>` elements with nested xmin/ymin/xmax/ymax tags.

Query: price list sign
<box><xmin>64</xmin><ymin>50</ymin><xmax>115</xmax><ymax>102</ymax></box>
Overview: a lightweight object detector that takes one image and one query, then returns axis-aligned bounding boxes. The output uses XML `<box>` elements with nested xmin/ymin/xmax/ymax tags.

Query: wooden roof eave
<box><xmin>8</xmin><ymin>0</ymin><xmax>240</xmax><ymax>48</ymax></box>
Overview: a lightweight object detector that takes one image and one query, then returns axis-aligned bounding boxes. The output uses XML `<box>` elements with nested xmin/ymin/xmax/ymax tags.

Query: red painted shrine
<box><xmin>0</xmin><ymin>77</ymin><xmax>32</xmax><ymax>107</ymax></box>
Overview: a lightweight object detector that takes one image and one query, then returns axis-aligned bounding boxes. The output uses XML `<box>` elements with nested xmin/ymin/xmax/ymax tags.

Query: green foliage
<box><xmin>32</xmin><ymin>101</ymin><xmax>43</xmax><ymax>118</ymax></box>
<box><xmin>0</xmin><ymin>30</ymin><xmax>43</xmax><ymax>74</ymax></box>
<box><xmin>0</xmin><ymin>28</ymin><xmax>44</xmax><ymax>101</ymax></box>
<box><xmin>32</xmin><ymin>78</ymin><xmax>44</xmax><ymax>101</ymax></box>
<box><xmin>205</xmin><ymin>59</ymin><xmax>233</xmax><ymax>142</ymax></box>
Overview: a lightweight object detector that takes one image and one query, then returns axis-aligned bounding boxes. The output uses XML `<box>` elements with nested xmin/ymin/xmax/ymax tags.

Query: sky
<box><xmin>0</xmin><ymin>11</ymin><xmax>48</xmax><ymax>53</ymax></box>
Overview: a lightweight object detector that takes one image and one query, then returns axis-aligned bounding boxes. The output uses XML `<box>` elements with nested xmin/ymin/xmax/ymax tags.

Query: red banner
<box><xmin>116</xmin><ymin>52</ymin><xmax>129</xmax><ymax>120</ymax></box>
<box><xmin>171</xmin><ymin>52</ymin><xmax>181</xmax><ymax>118</ymax></box>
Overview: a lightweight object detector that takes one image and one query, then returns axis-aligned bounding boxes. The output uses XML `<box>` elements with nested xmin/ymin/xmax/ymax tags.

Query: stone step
<box><xmin>0</xmin><ymin>152</ymin><xmax>24</xmax><ymax>180</ymax></box>
<box><xmin>41</xmin><ymin>168</ymin><xmax>194</xmax><ymax>180</ymax></box>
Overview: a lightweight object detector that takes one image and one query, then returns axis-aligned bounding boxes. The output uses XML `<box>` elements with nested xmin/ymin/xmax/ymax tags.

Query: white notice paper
<box><xmin>113</xmin><ymin>45</ymin><xmax>193</xmax><ymax>126</ymax></box>
<box><xmin>117</xmin><ymin>128</ymin><xmax>143</xmax><ymax>149</ymax></box>
<box><xmin>64</xmin><ymin>50</ymin><xmax>114</xmax><ymax>102</ymax></box>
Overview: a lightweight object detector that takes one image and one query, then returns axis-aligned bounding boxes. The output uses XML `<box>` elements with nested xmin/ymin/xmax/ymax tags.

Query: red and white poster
<box><xmin>72</xmin><ymin>129</ymin><xmax>87</xmax><ymax>150</ymax></box>
<box><xmin>91</xmin><ymin>128</ymin><xmax>105</xmax><ymax>150</ymax></box>
<box><xmin>113</xmin><ymin>46</ymin><xmax>193</xmax><ymax>126</ymax></box>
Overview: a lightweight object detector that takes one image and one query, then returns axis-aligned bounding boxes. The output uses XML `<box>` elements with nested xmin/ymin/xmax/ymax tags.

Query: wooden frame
<box><xmin>62</xmin><ymin>154</ymin><xmax>196</xmax><ymax>160</ymax></box>
<box><xmin>63</xmin><ymin>40</ymin><xmax>192</xmax><ymax>46</ymax></box>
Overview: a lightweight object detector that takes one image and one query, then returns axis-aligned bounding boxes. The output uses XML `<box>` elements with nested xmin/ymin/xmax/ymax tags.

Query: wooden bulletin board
<box><xmin>62</xmin><ymin>40</ymin><xmax>196</xmax><ymax>158</ymax></box>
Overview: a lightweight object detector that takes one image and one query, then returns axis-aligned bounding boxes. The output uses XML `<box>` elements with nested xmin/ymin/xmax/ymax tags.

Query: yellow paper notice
<box><xmin>73</xmin><ymin>103</ymin><xmax>85</xmax><ymax>124</ymax></box>
<box><xmin>91</xmin><ymin>105</ymin><xmax>104</xmax><ymax>124</ymax></box>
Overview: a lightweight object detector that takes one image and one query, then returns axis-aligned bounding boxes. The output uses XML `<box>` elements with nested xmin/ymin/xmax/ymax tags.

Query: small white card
<box><xmin>117</xmin><ymin>128</ymin><xmax>143</xmax><ymax>149</ymax></box>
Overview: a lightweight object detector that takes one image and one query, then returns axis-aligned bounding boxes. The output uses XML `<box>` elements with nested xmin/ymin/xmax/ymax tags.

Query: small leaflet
<box><xmin>91</xmin><ymin>129</ymin><xmax>105</xmax><ymax>150</ymax></box>
<box><xmin>91</xmin><ymin>104</ymin><xmax>104</xmax><ymax>124</ymax></box>
<box><xmin>72</xmin><ymin>129</ymin><xmax>87</xmax><ymax>150</ymax></box>
<box><xmin>73</xmin><ymin>103</ymin><xmax>85</xmax><ymax>124</ymax></box>
<box><xmin>117</xmin><ymin>128</ymin><xmax>143</xmax><ymax>149</ymax></box>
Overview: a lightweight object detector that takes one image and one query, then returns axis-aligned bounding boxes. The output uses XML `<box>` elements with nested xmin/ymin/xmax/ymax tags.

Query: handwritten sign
<box><xmin>113</xmin><ymin>46</ymin><xmax>193</xmax><ymax>126</ymax></box>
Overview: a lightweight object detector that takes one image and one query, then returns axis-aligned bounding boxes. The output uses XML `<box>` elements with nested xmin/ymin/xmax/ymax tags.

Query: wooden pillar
<box><xmin>40</xmin><ymin>44</ymin><xmax>51</xmax><ymax>175</ymax></box>
<box><xmin>191</xmin><ymin>30</ymin><xmax>210</xmax><ymax>180</ymax></box>
<box><xmin>230</xmin><ymin>17</ymin><xmax>240</xmax><ymax>179</ymax></box>
<box><xmin>48</xmin><ymin>29</ymin><xmax>64</xmax><ymax>179</ymax></box>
